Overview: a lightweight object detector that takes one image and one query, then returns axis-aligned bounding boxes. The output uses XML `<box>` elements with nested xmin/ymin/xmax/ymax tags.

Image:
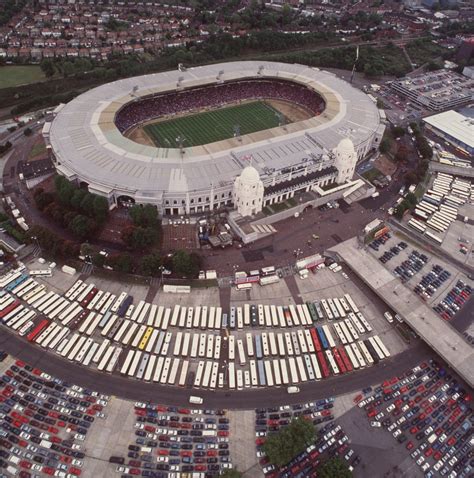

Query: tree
<box><xmin>92</xmin><ymin>195</ymin><xmax>109</xmax><ymax>223</ymax></box>
<box><xmin>379</xmin><ymin>137</ymin><xmax>392</xmax><ymax>154</ymax></box>
<box><xmin>40</xmin><ymin>58</ymin><xmax>55</xmax><ymax>77</ymax></box>
<box><xmin>318</xmin><ymin>457</ymin><xmax>352</xmax><ymax>478</ymax></box>
<box><xmin>34</xmin><ymin>191</ymin><xmax>54</xmax><ymax>211</ymax></box>
<box><xmin>70</xmin><ymin>189</ymin><xmax>87</xmax><ymax>210</ymax></box>
<box><xmin>68</xmin><ymin>214</ymin><xmax>94</xmax><ymax>240</ymax></box>
<box><xmin>122</xmin><ymin>225</ymin><xmax>157</xmax><ymax>251</ymax></box>
<box><xmin>129</xmin><ymin>204</ymin><xmax>159</xmax><ymax>228</ymax></box>
<box><xmin>263</xmin><ymin>418</ymin><xmax>315</xmax><ymax>467</ymax></box>
<box><xmin>391</xmin><ymin>126</ymin><xmax>405</xmax><ymax>138</ymax></box>
<box><xmin>140</xmin><ymin>253</ymin><xmax>162</xmax><ymax>276</ymax></box>
<box><xmin>172</xmin><ymin>250</ymin><xmax>202</xmax><ymax>278</ymax></box>
<box><xmin>79</xmin><ymin>193</ymin><xmax>95</xmax><ymax>215</ymax></box>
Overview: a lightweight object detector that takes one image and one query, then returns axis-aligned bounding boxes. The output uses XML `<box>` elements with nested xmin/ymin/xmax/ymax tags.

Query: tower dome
<box><xmin>337</xmin><ymin>138</ymin><xmax>355</xmax><ymax>154</ymax></box>
<box><xmin>240</xmin><ymin>165</ymin><xmax>260</xmax><ymax>183</ymax></box>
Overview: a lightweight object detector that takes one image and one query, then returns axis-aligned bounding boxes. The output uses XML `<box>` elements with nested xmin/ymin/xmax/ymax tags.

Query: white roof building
<box><xmin>423</xmin><ymin>110</ymin><xmax>474</xmax><ymax>155</ymax></box>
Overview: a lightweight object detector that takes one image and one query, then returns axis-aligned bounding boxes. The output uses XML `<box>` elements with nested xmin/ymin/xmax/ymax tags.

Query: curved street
<box><xmin>0</xmin><ymin>325</ymin><xmax>431</xmax><ymax>408</ymax></box>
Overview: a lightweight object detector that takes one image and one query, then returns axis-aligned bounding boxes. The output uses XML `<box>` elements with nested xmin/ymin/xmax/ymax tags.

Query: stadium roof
<box><xmin>423</xmin><ymin>110</ymin><xmax>474</xmax><ymax>150</ymax></box>
<box><xmin>49</xmin><ymin>61</ymin><xmax>382</xmax><ymax>196</ymax></box>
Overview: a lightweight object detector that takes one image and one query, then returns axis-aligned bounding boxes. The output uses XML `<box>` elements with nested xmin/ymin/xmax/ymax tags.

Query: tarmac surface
<box><xmin>0</xmin><ymin>324</ymin><xmax>431</xmax><ymax>409</ymax></box>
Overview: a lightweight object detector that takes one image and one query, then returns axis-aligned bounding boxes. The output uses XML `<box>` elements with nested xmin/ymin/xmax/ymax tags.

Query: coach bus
<box><xmin>373</xmin><ymin>335</ymin><xmax>390</xmax><ymax>358</ymax></box>
<box><xmin>351</xmin><ymin>342</ymin><xmax>366</xmax><ymax>368</ymax></box>
<box><xmin>333</xmin><ymin>323</ymin><xmax>347</xmax><ymax>345</ymax></box>
<box><xmin>344</xmin><ymin>294</ymin><xmax>359</xmax><ymax>314</ymax></box>
<box><xmin>344</xmin><ymin>344</ymin><xmax>359</xmax><ymax>370</ymax></box>
<box><xmin>264</xmin><ymin>361</ymin><xmax>274</xmax><ymax>387</ymax></box>
<box><xmin>357</xmin><ymin>340</ymin><xmax>374</xmax><ymax>366</ymax></box>
<box><xmin>296</xmin><ymin>356</ymin><xmax>308</xmax><ymax>381</ymax></box>
<box><xmin>261</xmin><ymin>266</ymin><xmax>276</xmax><ymax>277</ymax></box>
<box><xmin>325</xmin><ymin>349</ymin><xmax>339</xmax><ymax>375</ymax></box>
<box><xmin>288</xmin><ymin>357</ymin><xmax>299</xmax><ymax>384</ymax></box>
<box><xmin>310</xmin><ymin>329</ymin><xmax>322</xmax><ymax>352</ymax></box>
<box><xmin>327</xmin><ymin>298</ymin><xmax>339</xmax><ymax>320</ymax></box>
<box><xmin>316</xmin><ymin>326</ymin><xmax>329</xmax><ymax>350</ymax></box>
<box><xmin>332</xmin><ymin>347</ymin><xmax>346</xmax><ymax>374</ymax></box>
<box><xmin>338</xmin><ymin>346</ymin><xmax>353</xmax><ymax>372</ymax></box>
<box><xmin>316</xmin><ymin>351</ymin><xmax>330</xmax><ymax>378</ymax></box>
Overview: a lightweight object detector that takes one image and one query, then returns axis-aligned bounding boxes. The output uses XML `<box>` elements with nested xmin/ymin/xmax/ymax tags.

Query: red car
<box><xmin>130</xmin><ymin>469</ymin><xmax>140</xmax><ymax>476</ymax></box>
<box><xmin>158</xmin><ymin>450</ymin><xmax>169</xmax><ymax>456</ymax></box>
<box><xmin>178</xmin><ymin>408</ymin><xmax>190</xmax><ymax>414</ymax></box>
<box><xmin>406</xmin><ymin>441</ymin><xmax>414</xmax><ymax>450</ymax></box>
<box><xmin>218</xmin><ymin>430</ymin><xmax>229</xmax><ymax>437</ymax></box>
<box><xmin>15</xmin><ymin>360</ymin><xmax>26</xmax><ymax>367</ymax></box>
<box><xmin>68</xmin><ymin>467</ymin><xmax>81</xmax><ymax>476</ymax></box>
<box><xmin>207</xmin><ymin>450</ymin><xmax>217</xmax><ymax>457</ymax></box>
<box><xmin>20</xmin><ymin>461</ymin><xmax>32</xmax><ymax>469</ymax></box>
<box><xmin>256</xmin><ymin>438</ymin><xmax>266</xmax><ymax>446</ymax></box>
<box><xmin>180</xmin><ymin>451</ymin><xmax>192</xmax><ymax>457</ymax></box>
<box><xmin>42</xmin><ymin>467</ymin><xmax>55</xmax><ymax>476</ymax></box>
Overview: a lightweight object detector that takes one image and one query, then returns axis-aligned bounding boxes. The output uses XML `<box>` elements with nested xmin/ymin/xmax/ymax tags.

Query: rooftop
<box><xmin>330</xmin><ymin>237</ymin><xmax>474</xmax><ymax>389</ymax></box>
<box><xmin>49</xmin><ymin>61</ymin><xmax>382</xmax><ymax>196</ymax></box>
<box><xmin>423</xmin><ymin>110</ymin><xmax>474</xmax><ymax>150</ymax></box>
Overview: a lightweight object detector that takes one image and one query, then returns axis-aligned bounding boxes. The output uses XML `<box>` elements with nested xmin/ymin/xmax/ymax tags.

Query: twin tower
<box><xmin>233</xmin><ymin>138</ymin><xmax>358</xmax><ymax>217</ymax></box>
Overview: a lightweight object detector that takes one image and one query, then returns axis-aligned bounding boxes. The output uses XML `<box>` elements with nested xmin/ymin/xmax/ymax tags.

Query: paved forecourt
<box><xmin>330</xmin><ymin>237</ymin><xmax>474</xmax><ymax>388</ymax></box>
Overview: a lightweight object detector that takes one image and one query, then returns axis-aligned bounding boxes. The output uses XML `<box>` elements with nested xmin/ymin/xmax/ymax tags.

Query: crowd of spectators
<box><xmin>115</xmin><ymin>79</ymin><xmax>325</xmax><ymax>133</ymax></box>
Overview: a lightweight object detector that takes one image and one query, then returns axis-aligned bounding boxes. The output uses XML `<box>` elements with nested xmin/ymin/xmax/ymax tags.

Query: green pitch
<box><xmin>143</xmin><ymin>101</ymin><xmax>285</xmax><ymax>147</ymax></box>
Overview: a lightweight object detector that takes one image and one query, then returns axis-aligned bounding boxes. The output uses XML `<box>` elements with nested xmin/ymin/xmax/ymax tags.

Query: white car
<box><xmin>74</xmin><ymin>433</ymin><xmax>86</xmax><ymax>441</ymax></box>
<box><xmin>421</xmin><ymin>463</ymin><xmax>430</xmax><ymax>472</ymax></box>
<box><xmin>416</xmin><ymin>456</ymin><xmax>425</xmax><ymax>466</ymax></box>
<box><xmin>256</xmin><ymin>450</ymin><xmax>266</xmax><ymax>458</ymax></box>
<box><xmin>256</xmin><ymin>431</ymin><xmax>267</xmax><ymax>437</ymax></box>
<box><xmin>72</xmin><ymin>444</ymin><xmax>82</xmax><ymax>451</ymax></box>
<box><xmin>370</xmin><ymin>421</ymin><xmax>381</xmax><ymax>428</ymax></box>
<box><xmin>97</xmin><ymin>399</ymin><xmax>108</xmax><ymax>407</ymax></box>
<box><xmin>386</xmin><ymin>404</ymin><xmax>396</xmax><ymax>413</ymax></box>
<box><xmin>342</xmin><ymin>272</ymin><xmax>349</xmax><ymax>279</ymax></box>
<box><xmin>157</xmin><ymin>456</ymin><xmax>169</xmax><ymax>463</ymax></box>
<box><xmin>375</xmin><ymin>412</ymin><xmax>385</xmax><ymax>420</ymax></box>
<box><xmin>71</xmin><ymin>459</ymin><xmax>83</xmax><ymax>468</ymax></box>
<box><xmin>116</xmin><ymin>466</ymin><xmax>129</xmax><ymax>473</ymax></box>
<box><xmin>32</xmin><ymin>464</ymin><xmax>42</xmax><ymax>471</ymax></box>
<box><xmin>263</xmin><ymin>465</ymin><xmax>276</xmax><ymax>474</ymax></box>
<box><xmin>392</xmin><ymin>429</ymin><xmax>402</xmax><ymax>438</ymax></box>
<box><xmin>134</xmin><ymin>402</ymin><xmax>147</xmax><ymax>409</ymax></box>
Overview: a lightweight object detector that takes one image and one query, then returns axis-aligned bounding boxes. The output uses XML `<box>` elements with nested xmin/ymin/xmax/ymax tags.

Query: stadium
<box><xmin>46</xmin><ymin>61</ymin><xmax>385</xmax><ymax>216</ymax></box>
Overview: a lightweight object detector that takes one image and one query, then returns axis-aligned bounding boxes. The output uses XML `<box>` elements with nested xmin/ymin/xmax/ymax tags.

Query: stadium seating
<box><xmin>115</xmin><ymin>79</ymin><xmax>325</xmax><ymax>133</ymax></box>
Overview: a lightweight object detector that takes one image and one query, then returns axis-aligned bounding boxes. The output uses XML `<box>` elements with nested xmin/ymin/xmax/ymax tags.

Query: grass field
<box><xmin>0</xmin><ymin>66</ymin><xmax>45</xmax><ymax>89</ymax></box>
<box><xmin>143</xmin><ymin>101</ymin><xmax>284</xmax><ymax>147</ymax></box>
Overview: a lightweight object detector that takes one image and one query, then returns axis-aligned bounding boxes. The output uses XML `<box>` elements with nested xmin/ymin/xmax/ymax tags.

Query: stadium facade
<box><xmin>45</xmin><ymin>61</ymin><xmax>385</xmax><ymax>217</ymax></box>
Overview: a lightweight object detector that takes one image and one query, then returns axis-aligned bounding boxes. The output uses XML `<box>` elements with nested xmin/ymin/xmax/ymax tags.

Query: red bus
<box><xmin>339</xmin><ymin>346</ymin><xmax>353</xmax><ymax>372</ymax></box>
<box><xmin>332</xmin><ymin>347</ymin><xmax>346</xmax><ymax>374</ymax></box>
<box><xmin>71</xmin><ymin>310</ymin><xmax>88</xmax><ymax>330</ymax></box>
<box><xmin>27</xmin><ymin>319</ymin><xmax>50</xmax><ymax>342</ymax></box>
<box><xmin>317</xmin><ymin>351</ymin><xmax>330</xmax><ymax>378</ymax></box>
<box><xmin>0</xmin><ymin>300</ymin><xmax>20</xmax><ymax>319</ymax></box>
<box><xmin>310</xmin><ymin>329</ymin><xmax>322</xmax><ymax>353</ymax></box>
<box><xmin>80</xmin><ymin>288</ymin><xmax>98</xmax><ymax>308</ymax></box>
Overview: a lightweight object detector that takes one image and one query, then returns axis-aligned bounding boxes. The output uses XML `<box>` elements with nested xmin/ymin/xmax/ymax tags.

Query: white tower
<box><xmin>233</xmin><ymin>166</ymin><xmax>264</xmax><ymax>217</ymax></box>
<box><xmin>333</xmin><ymin>138</ymin><xmax>357</xmax><ymax>184</ymax></box>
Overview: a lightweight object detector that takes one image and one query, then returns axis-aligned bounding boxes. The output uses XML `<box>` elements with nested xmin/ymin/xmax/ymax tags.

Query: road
<box><xmin>0</xmin><ymin>326</ymin><xmax>432</xmax><ymax>408</ymax></box>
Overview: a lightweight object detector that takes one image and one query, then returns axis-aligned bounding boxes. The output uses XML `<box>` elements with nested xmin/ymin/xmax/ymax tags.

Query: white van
<box><xmin>384</xmin><ymin>312</ymin><xmax>394</xmax><ymax>323</ymax></box>
<box><xmin>287</xmin><ymin>386</ymin><xmax>300</xmax><ymax>394</ymax></box>
<box><xmin>189</xmin><ymin>396</ymin><xmax>203</xmax><ymax>405</ymax></box>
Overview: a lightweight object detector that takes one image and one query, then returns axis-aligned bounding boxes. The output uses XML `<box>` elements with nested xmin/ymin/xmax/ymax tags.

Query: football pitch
<box><xmin>143</xmin><ymin>101</ymin><xmax>285</xmax><ymax>147</ymax></box>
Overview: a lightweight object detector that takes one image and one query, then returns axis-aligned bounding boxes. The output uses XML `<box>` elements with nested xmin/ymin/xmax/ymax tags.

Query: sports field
<box><xmin>0</xmin><ymin>66</ymin><xmax>45</xmax><ymax>89</ymax></box>
<box><xmin>143</xmin><ymin>101</ymin><xmax>285</xmax><ymax>147</ymax></box>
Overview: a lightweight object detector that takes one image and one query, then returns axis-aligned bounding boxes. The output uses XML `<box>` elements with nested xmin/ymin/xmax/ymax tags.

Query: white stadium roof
<box><xmin>49</xmin><ymin>61</ymin><xmax>382</xmax><ymax>196</ymax></box>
